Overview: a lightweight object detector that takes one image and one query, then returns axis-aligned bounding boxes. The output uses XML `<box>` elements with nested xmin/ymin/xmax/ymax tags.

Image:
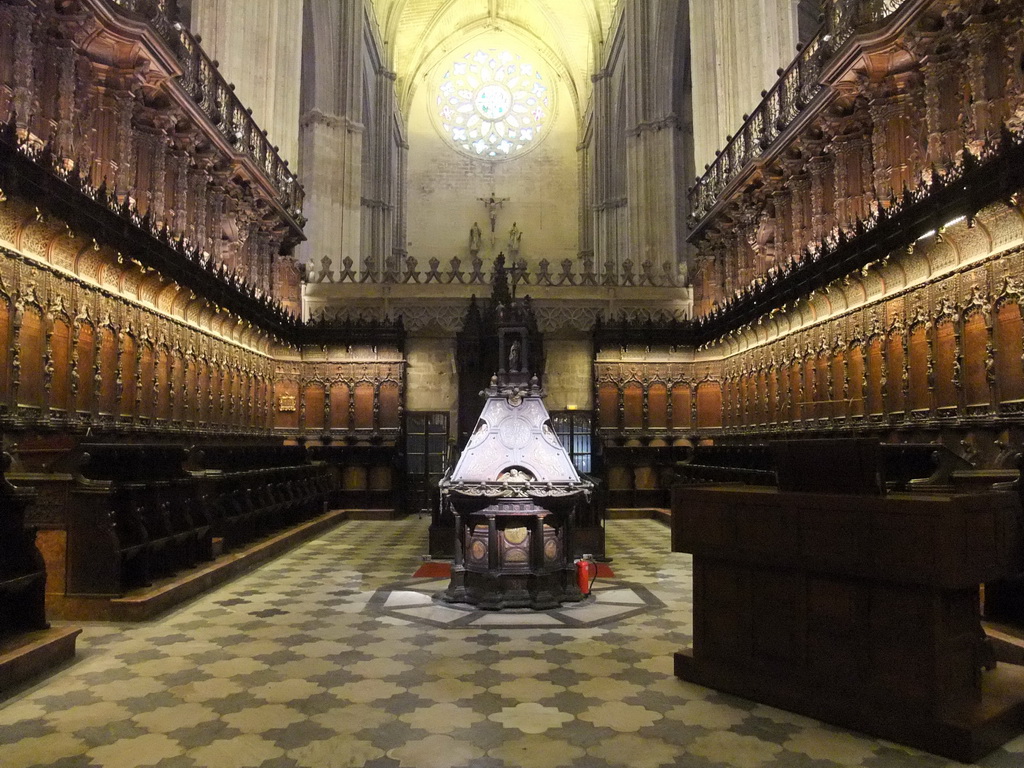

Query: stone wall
<box><xmin>405</xmin><ymin>31</ymin><xmax>580</xmax><ymax>275</ymax></box>
<box><xmin>543</xmin><ymin>339</ymin><xmax>595</xmax><ymax>411</ymax></box>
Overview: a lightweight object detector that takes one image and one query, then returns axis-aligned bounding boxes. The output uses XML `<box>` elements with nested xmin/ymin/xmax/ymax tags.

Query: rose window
<box><xmin>435</xmin><ymin>49</ymin><xmax>553</xmax><ymax>160</ymax></box>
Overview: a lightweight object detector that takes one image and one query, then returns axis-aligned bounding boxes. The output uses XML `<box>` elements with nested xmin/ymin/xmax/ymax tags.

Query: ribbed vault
<box><xmin>369</xmin><ymin>0</ymin><xmax>620</xmax><ymax>120</ymax></box>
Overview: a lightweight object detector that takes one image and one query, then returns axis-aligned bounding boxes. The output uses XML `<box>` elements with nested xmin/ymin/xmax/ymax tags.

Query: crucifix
<box><xmin>478</xmin><ymin>191</ymin><xmax>509</xmax><ymax>233</ymax></box>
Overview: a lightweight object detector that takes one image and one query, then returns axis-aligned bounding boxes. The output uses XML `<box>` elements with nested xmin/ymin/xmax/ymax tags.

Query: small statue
<box><xmin>508</xmin><ymin>222</ymin><xmax>521</xmax><ymax>254</ymax></box>
<box><xmin>469</xmin><ymin>222</ymin><xmax>482</xmax><ymax>254</ymax></box>
<box><xmin>508</xmin><ymin>339</ymin><xmax>521</xmax><ymax>372</ymax></box>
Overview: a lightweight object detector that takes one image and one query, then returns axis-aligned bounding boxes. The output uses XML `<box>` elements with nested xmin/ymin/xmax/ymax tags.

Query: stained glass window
<box><xmin>435</xmin><ymin>49</ymin><xmax>553</xmax><ymax>160</ymax></box>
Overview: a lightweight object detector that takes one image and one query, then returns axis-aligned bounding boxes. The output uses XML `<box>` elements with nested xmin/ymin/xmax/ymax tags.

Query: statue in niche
<box><xmin>508</xmin><ymin>339</ymin><xmax>521</xmax><ymax>372</ymax></box>
<box><xmin>508</xmin><ymin>222</ymin><xmax>522</xmax><ymax>254</ymax></box>
<box><xmin>469</xmin><ymin>222</ymin><xmax>482</xmax><ymax>254</ymax></box>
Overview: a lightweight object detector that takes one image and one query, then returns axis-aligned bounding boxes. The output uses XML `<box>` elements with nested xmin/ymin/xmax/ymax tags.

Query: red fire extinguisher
<box><xmin>576</xmin><ymin>554</ymin><xmax>597</xmax><ymax>596</ymax></box>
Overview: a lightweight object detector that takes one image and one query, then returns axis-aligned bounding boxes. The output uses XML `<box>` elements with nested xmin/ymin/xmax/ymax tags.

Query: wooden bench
<box><xmin>188</xmin><ymin>444</ymin><xmax>334</xmax><ymax>552</ymax></box>
<box><xmin>0</xmin><ymin>452</ymin><xmax>48</xmax><ymax>638</ymax></box>
<box><xmin>673</xmin><ymin>443</ymin><xmax>776</xmax><ymax>486</ymax></box>
<box><xmin>65</xmin><ymin>444</ymin><xmax>212</xmax><ymax>596</ymax></box>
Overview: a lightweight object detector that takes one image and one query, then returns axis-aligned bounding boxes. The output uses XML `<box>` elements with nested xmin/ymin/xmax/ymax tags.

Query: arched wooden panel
<box><xmin>220</xmin><ymin>368</ymin><xmax>232</xmax><ymax>425</ymax></box>
<box><xmin>996</xmin><ymin>303</ymin><xmax>1024</xmax><ymax>403</ymax></box>
<box><xmin>722</xmin><ymin>379</ymin><xmax>734</xmax><ymax>427</ymax></box>
<box><xmin>49</xmin><ymin>317</ymin><xmax>71</xmax><ymax>412</ymax></box>
<box><xmin>98</xmin><ymin>327</ymin><xmax>118</xmax><ymax>415</ymax></box>
<box><xmin>885</xmin><ymin>334</ymin><xmax>905</xmax><ymax>413</ymax></box>
<box><xmin>803</xmin><ymin>358</ymin><xmax>816</xmax><ymax>419</ymax></box>
<box><xmin>671</xmin><ymin>384</ymin><xmax>691</xmax><ymax>430</ymax></box>
<box><xmin>330</xmin><ymin>382</ymin><xmax>351</xmax><ymax>430</ymax></box>
<box><xmin>907</xmin><ymin>325</ymin><xmax>930</xmax><ymax>412</ymax></box>
<box><xmin>222</xmin><ymin>368</ymin><xmax>234</xmax><ymax>425</ymax></box>
<box><xmin>238</xmin><ymin>372</ymin><xmax>250</xmax><ymax>428</ymax></box>
<box><xmin>18</xmin><ymin>307</ymin><xmax>45</xmax><ymax>408</ymax></box>
<box><xmin>622</xmin><ymin>383</ymin><xmax>644</xmax><ymax>428</ymax></box>
<box><xmin>379</xmin><ymin>381</ymin><xmax>401</xmax><ymax>429</ymax></box>
<box><xmin>198</xmin><ymin>360</ymin><xmax>211</xmax><ymax>423</ymax></box>
<box><xmin>767</xmin><ymin>369</ymin><xmax>778</xmax><ymax>423</ymax></box>
<box><xmin>138</xmin><ymin>343</ymin><xmax>154</xmax><ymax>419</ymax></box>
<box><xmin>647</xmin><ymin>383</ymin><xmax>668</xmax><ymax>429</ymax></box>
<box><xmin>848</xmin><ymin>347</ymin><xmax>865</xmax><ymax>417</ymax></box>
<box><xmin>214</xmin><ymin>367</ymin><xmax>225</xmax><ymax>425</ymax></box>
<box><xmin>597</xmin><ymin>383</ymin><xmax>619</xmax><ymax>429</ymax></box>
<box><xmin>776</xmin><ymin>368</ymin><xmax>789</xmax><ymax>423</ymax></box>
<box><xmin>119</xmin><ymin>334</ymin><xmax>137</xmax><ymax>417</ymax></box>
<box><xmin>156</xmin><ymin>348</ymin><xmax>171</xmax><ymax>419</ymax></box>
<box><xmin>354</xmin><ymin>382</ymin><xmax>374</xmax><ymax>429</ymax></box>
<box><xmin>934</xmin><ymin>321</ymin><xmax>957</xmax><ymax>409</ymax></box>
<box><xmin>247</xmin><ymin>375</ymin><xmax>257</xmax><ymax>427</ymax></box>
<box><xmin>75</xmin><ymin>323</ymin><xmax>96</xmax><ymax>414</ymax></box>
<box><xmin>830</xmin><ymin>352</ymin><xmax>845</xmax><ymax>419</ymax></box>
<box><xmin>866</xmin><ymin>339</ymin><xmax>884</xmax><ymax>415</ymax></box>
<box><xmin>170</xmin><ymin>354</ymin><xmax>184</xmax><ymax>421</ymax></box>
<box><xmin>233</xmin><ymin>370</ymin><xmax>244</xmax><ymax>425</ymax></box>
<box><xmin>205</xmin><ymin>365</ymin><xmax>218</xmax><ymax>425</ymax></box>
<box><xmin>789</xmin><ymin>362</ymin><xmax>802</xmax><ymax>421</ymax></box>
<box><xmin>815</xmin><ymin>356</ymin><xmax>829</xmax><ymax>420</ymax></box>
<box><xmin>184</xmin><ymin>359</ymin><xmax>198</xmax><ymax>422</ymax></box>
<box><xmin>963</xmin><ymin>313</ymin><xmax>989</xmax><ymax>406</ymax></box>
<box><xmin>0</xmin><ymin>299</ymin><xmax>10</xmax><ymax>402</ymax></box>
<box><xmin>740</xmin><ymin>375</ymin><xmax>752</xmax><ymax>426</ymax></box>
<box><xmin>696</xmin><ymin>381</ymin><xmax>723</xmax><ymax>429</ymax></box>
<box><xmin>258</xmin><ymin>378</ymin><xmax>270</xmax><ymax>429</ymax></box>
<box><xmin>756</xmin><ymin>371</ymin><xmax>767</xmax><ymax>425</ymax></box>
<box><xmin>304</xmin><ymin>382</ymin><xmax>325</xmax><ymax>430</ymax></box>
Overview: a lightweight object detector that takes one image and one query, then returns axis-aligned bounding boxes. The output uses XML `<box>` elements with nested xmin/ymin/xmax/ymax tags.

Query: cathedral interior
<box><xmin>3</xmin><ymin>0</ymin><xmax>1024</xmax><ymax>766</ymax></box>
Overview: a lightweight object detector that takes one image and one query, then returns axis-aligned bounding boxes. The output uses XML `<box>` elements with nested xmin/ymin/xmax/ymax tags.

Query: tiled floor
<box><xmin>2</xmin><ymin>517</ymin><xmax>1023</xmax><ymax>768</ymax></box>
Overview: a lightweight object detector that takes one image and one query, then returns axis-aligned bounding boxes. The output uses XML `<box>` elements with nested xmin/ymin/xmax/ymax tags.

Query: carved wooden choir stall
<box><xmin>0</xmin><ymin>452</ymin><xmax>80</xmax><ymax>693</ymax></box>
<box><xmin>441</xmin><ymin>301</ymin><xmax>592</xmax><ymax>609</ymax></box>
<box><xmin>672</xmin><ymin>439</ymin><xmax>1024</xmax><ymax>762</ymax></box>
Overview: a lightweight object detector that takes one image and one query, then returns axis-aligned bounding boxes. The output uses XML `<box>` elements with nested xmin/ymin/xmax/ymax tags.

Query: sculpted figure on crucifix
<box><xmin>479</xmin><ymin>192</ymin><xmax>509</xmax><ymax>232</ymax></box>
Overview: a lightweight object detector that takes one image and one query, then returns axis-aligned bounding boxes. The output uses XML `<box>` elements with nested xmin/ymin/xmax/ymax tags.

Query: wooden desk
<box><xmin>672</xmin><ymin>484</ymin><xmax>1024</xmax><ymax>762</ymax></box>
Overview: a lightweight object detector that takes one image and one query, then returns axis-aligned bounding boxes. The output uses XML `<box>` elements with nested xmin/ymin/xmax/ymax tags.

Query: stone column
<box><xmin>298</xmin><ymin>0</ymin><xmax>365</xmax><ymax>277</ymax></box>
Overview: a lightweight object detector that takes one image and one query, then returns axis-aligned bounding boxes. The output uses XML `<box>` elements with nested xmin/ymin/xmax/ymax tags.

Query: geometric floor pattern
<box><xmin>368</xmin><ymin>578</ymin><xmax>664</xmax><ymax>630</ymax></box>
<box><xmin>2</xmin><ymin>517</ymin><xmax>1022</xmax><ymax>768</ymax></box>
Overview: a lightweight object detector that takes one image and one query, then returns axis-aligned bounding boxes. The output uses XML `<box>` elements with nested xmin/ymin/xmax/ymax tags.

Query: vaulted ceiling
<box><xmin>369</xmin><ymin>0</ymin><xmax>620</xmax><ymax>117</ymax></box>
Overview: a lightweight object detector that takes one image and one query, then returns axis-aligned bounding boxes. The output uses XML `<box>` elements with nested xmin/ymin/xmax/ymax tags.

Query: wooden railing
<box><xmin>103</xmin><ymin>0</ymin><xmax>303</xmax><ymax>218</ymax></box>
<box><xmin>687</xmin><ymin>0</ymin><xmax>914</xmax><ymax>228</ymax></box>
